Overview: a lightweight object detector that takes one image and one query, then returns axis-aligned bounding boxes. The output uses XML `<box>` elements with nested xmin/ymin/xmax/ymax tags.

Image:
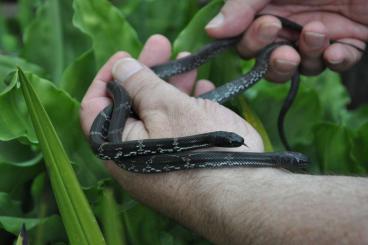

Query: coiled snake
<box><xmin>89</xmin><ymin>15</ymin><xmax>366</xmax><ymax>173</ymax></box>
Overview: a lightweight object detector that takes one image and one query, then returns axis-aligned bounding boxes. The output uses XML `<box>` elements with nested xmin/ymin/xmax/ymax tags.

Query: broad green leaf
<box><xmin>313</xmin><ymin>123</ymin><xmax>361</xmax><ymax>174</ymax></box>
<box><xmin>0</xmin><ymin>193</ymin><xmax>22</xmax><ymax>217</ymax></box>
<box><xmin>247</xmin><ymin>80</ymin><xmax>322</xmax><ymax>150</ymax></box>
<box><xmin>351</xmin><ymin>122</ymin><xmax>368</xmax><ymax>170</ymax></box>
<box><xmin>17</xmin><ymin>68</ymin><xmax>105</xmax><ymax>245</ymax></box>
<box><xmin>73</xmin><ymin>0</ymin><xmax>141</xmax><ymax>66</ymax></box>
<box><xmin>304</xmin><ymin>70</ymin><xmax>350</xmax><ymax>121</ymax></box>
<box><xmin>0</xmin><ymin>162</ymin><xmax>41</xmax><ymax>194</ymax></box>
<box><xmin>102</xmin><ymin>189</ymin><xmax>126</xmax><ymax>245</ymax></box>
<box><xmin>60</xmin><ymin>50</ymin><xmax>96</xmax><ymax>101</ymax></box>
<box><xmin>119</xmin><ymin>0</ymin><xmax>200</xmax><ymax>41</ymax></box>
<box><xmin>0</xmin><ymin>71</ymin><xmax>107</xmax><ymax>186</ymax></box>
<box><xmin>174</xmin><ymin>0</ymin><xmax>223</xmax><ymax>54</ymax></box>
<box><xmin>0</xmin><ymin>71</ymin><xmax>37</xmax><ymax>143</ymax></box>
<box><xmin>22</xmin><ymin>0</ymin><xmax>90</xmax><ymax>82</ymax></box>
<box><xmin>343</xmin><ymin>105</ymin><xmax>368</xmax><ymax>130</ymax></box>
<box><xmin>0</xmin><ymin>216</ymin><xmax>48</xmax><ymax>235</ymax></box>
<box><xmin>0</xmin><ymin>55</ymin><xmax>44</xmax><ymax>89</ymax></box>
<box><xmin>0</xmin><ymin>11</ymin><xmax>18</xmax><ymax>52</ymax></box>
<box><xmin>0</xmin><ymin>214</ymin><xmax>66</xmax><ymax>244</ymax></box>
<box><xmin>173</xmin><ymin>0</ymin><xmax>223</xmax><ymax>79</ymax></box>
<box><xmin>0</xmin><ymin>140</ymin><xmax>41</xmax><ymax>166</ymax></box>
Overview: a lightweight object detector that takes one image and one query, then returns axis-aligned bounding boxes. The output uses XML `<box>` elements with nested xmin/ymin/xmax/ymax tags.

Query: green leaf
<box><xmin>0</xmin><ymin>192</ymin><xmax>22</xmax><ymax>217</ymax></box>
<box><xmin>174</xmin><ymin>0</ymin><xmax>223</xmax><ymax>54</ymax></box>
<box><xmin>0</xmin><ymin>71</ymin><xmax>38</xmax><ymax>143</ymax></box>
<box><xmin>119</xmin><ymin>0</ymin><xmax>200</xmax><ymax>41</ymax></box>
<box><xmin>60</xmin><ymin>50</ymin><xmax>96</xmax><ymax>101</ymax></box>
<box><xmin>0</xmin><ymin>11</ymin><xmax>18</xmax><ymax>52</ymax></box>
<box><xmin>304</xmin><ymin>70</ymin><xmax>349</xmax><ymax>121</ymax></box>
<box><xmin>247</xmin><ymin>78</ymin><xmax>323</xmax><ymax>149</ymax></box>
<box><xmin>0</xmin><ymin>71</ymin><xmax>107</xmax><ymax>187</ymax></box>
<box><xmin>73</xmin><ymin>0</ymin><xmax>141</xmax><ymax>66</ymax></box>
<box><xmin>17</xmin><ymin>68</ymin><xmax>105</xmax><ymax>244</ymax></box>
<box><xmin>343</xmin><ymin>105</ymin><xmax>368</xmax><ymax>130</ymax></box>
<box><xmin>0</xmin><ymin>140</ymin><xmax>42</xmax><ymax>166</ymax></box>
<box><xmin>351</xmin><ymin>122</ymin><xmax>368</xmax><ymax>170</ymax></box>
<box><xmin>102</xmin><ymin>189</ymin><xmax>126</xmax><ymax>245</ymax></box>
<box><xmin>0</xmin><ymin>55</ymin><xmax>44</xmax><ymax>90</ymax></box>
<box><xmin>22</xmin><ymin>0</ymin><xmax>90</xmax><ymax>82</ymax></box>
<box><xmin>0</xmin><ymin>162</ymin><xmax>41</xmax><ymax>194</ymax></box>
<box><xmin>313</xmin><ymin>123</ymin><xmax>362</xmax><ymax>174</ymax></box>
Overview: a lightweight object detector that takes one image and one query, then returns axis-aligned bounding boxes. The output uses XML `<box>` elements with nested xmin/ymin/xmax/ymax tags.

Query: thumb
<box><xmin>205</xmin><ymin>0</ymin><xmax>269</xmax><ymax>38</ymax></box>
<box><xmin>112</xmin><ymin>57</ymin><xmax>189</xmax><ymax>116</ymax></box>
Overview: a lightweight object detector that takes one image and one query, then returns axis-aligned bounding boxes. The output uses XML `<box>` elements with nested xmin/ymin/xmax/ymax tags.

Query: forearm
<box><xmin>108</xmin><ymin>163</ymin><xmax>368</xmax><ymax>244</ymax></box>
<box><xmin>190</xmin><ymin>169</ymin><xmax>368</xmax><ymax>244</ymax></box>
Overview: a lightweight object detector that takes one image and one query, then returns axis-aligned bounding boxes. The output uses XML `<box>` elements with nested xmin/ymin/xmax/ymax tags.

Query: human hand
<box><xmin>80</xmin><ymin>34</ymin><xmax>267</xmax><ymax>235</ymax></box>
<box><xmin>206</xmin><ymin>0</ymin><xmax>368</xmax><ymax>82</ymax></box>
<box><xmin>80</xmin><ymin>34</ymin><xmax>368</xmax><ymax>244</ymax></box>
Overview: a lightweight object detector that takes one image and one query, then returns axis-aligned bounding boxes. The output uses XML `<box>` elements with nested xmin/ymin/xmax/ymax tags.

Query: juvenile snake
<box><xmin>89</xmin><ymin>15</ymin><xmax>365</xmax><ymax>173</ymax></box>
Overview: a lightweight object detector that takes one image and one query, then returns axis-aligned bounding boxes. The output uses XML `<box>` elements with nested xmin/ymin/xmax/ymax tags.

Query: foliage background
<box><xmin>0</xmin><ymin>0</ymin><xmax>367</xmax><ymax>244</ymax></box>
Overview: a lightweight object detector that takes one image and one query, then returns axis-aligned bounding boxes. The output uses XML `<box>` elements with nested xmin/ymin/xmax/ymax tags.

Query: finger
<box><xmin>80</xmin><ymin>51</ymin><xmax>131</xmax><ymax>134</ymax></box>
<box><xmin>266</xmin><ymin>45</ymin><xmax>300</xmax><ymax>83</ymax></box>
<box><xmin>205</xmin><ymin>0</ymin><xmax>268</xmax><ymax>38</ymax></box>
<box><xmin>298</xmin><ymin>21</ymin><xmax>329</xmax><ymax>76</ymax></box>
<box><xmin>324</xmin><ymin>38</ymin><xmax>366</xmax><ymax>72</ymax></box>
<box><xmin>138</xmin><ymin>34</ymin><xmax>171</xmax><ymax>67</ymax></box>
<box><xmin>237</xmin><ymin>15</ymin><xmax>282</xmax><ymax>58</ymax></box>
<box><xmin>193</xmin><ymin>79</ymin><xmax>215</xmax><ymax>96</ymax></box>
<box><xmin>112</xmin><ymin>57</ymin><xmax>188</xmax><ymax>116</ymax></box>
<box><xmin>169</xmin><ymin>51</ymin><xmax>197</xmax><ymax>94</ymax></box>
<box><xmin>84</xmin><ymin>52</ymin><xmax>131</xmax><ymax>101</ymax></box>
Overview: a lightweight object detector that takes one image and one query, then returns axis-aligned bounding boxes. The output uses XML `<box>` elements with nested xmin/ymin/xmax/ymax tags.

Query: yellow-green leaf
<box><xmin>17</xmin><ymin>67</ymin><xmax>105</xmax><ymax>245</ymax></box>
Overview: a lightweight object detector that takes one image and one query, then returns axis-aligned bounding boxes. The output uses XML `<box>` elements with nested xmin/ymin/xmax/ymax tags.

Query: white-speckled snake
<box><xmin>89</xmin><ymin>15</ymin><xmax>366</xmax><ymax>173</ymax></box>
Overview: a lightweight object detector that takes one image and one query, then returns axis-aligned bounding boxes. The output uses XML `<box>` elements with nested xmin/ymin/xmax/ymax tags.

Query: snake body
<box><xmin>89</xmin><ymin>15</ymin><xmax>365</xmax><ymax>173</ymax></box>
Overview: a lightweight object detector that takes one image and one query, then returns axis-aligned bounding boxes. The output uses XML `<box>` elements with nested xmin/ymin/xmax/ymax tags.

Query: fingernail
<box><xmin>274</xmin><ymin>59</ymin><xmax>298</xmax><ymax>74</ymax></box>
<box><xmin>304</xmin><ymin>32</ymin><xmax>326</xmax><ymax>48</ymax></box>
<box><xmin>329</xmin><ymin>59</ymin><xmax>342</xmax><ymax>65</ymax></box>
<box><xmin>112</xmin><ymin>58</ymin><xmax>143</xmax><ymax>82</ymax></box>
<box><xmin>177</xmin><ymin>51</ymin><xmax>191</xmax><ymax>59</ymax></box>
<box><xmin>205</xmin><ymin>13</ymin><xmax>224</xmax><ymax>29</ymax></box>
<box><xmin>259</xmin><ymin>23</ymin><xmax>281</xmax><ymax>42</ymax></box>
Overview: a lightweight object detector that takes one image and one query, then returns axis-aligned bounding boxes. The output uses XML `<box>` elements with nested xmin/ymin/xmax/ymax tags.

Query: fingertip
<box><xmin>266</xmin><ymin>46</ymin><xmax>300</xmax><ymax>83</ymax></box>
<box><xmin>237</xmin><ymin>15</ymin><xmax>282</xmax><ymax>58</ymax></box>
<box><xmin>205</xmin><ymin>0</ymin><xmax>255</xmax><ymax>38</ymax></box>
<box><xmin>94</xmin><ymin>51</ymin><xmax>131</xmax><ymax>82</ymax></box>
<box><xmin>194</xmin><ymin>79</ymin><xmax>215</xmax><ymax>96</ymax></box>
<box><xmin>300</xmin><ymin>21</ymin><xmax>328</xmax><ymax>57</ymax></box>
<box><xmin>324</xmin><ymin>39</ymin><xmax>365</xmax><ymax>71</ymax></box>
<box><xmin>139</xmin><ymin>34</ymin><xmax>172</xmax><ymax>66</ymax></box>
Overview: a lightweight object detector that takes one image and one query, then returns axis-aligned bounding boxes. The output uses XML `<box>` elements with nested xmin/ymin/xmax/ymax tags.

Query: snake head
<box><xmin>212</xmin><ymin>131</ymin><xmax>244</xmax><ymax>147</ymax></box>
<box><xmin>282</xmin><ymin>151</ymin><xmax>310</xmax><ymax>169</ymax></box>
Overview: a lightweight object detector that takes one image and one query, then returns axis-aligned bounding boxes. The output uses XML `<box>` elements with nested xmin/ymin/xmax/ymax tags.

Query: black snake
<box><xmin>89</xmin><ymin>15</ymin><xmax>366</xmax><ymax>173</ymax></box>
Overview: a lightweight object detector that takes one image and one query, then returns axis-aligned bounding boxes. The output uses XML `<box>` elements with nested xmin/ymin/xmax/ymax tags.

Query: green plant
<box><xmin>0</xmin><ymin>0</ymin><xmax>367</xmax><ymax>244</ymax></box>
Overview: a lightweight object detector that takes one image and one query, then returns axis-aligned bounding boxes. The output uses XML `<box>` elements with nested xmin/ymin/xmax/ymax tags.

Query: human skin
<box><xmin>80</xmin><ymin>34</ymin><xmax>368</xmax><ymax>244</ymax></box>
<box><xmin>206</xmin><ymin>0</ymin><xmax>368</xmax><ymax>82</ymax></box>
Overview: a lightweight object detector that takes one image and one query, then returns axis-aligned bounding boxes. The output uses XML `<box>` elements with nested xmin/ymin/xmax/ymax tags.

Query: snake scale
<box><xmin>89</xmin><ymin>15</ymin><xmax>366</xmax><ymax>173</ymax></box>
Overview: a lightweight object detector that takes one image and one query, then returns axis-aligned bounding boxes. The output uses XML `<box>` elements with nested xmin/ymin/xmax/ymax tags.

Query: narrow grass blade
<box><xmin>102</xmin><ymin>189</ymin><xmax>126</xmax><ymax>245</ymax></box>
<box><xmin>17</xmin><ymin>67</ymin><xmax>105</xmax><ymax>245</ymax></box>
